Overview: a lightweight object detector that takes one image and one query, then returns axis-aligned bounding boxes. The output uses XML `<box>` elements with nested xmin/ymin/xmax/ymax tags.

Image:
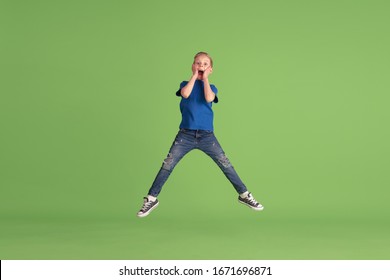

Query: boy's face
<box><xmin>193</xmin><ymin>55</ymin><xmax>212</xmax><ymax>80</ymax></box>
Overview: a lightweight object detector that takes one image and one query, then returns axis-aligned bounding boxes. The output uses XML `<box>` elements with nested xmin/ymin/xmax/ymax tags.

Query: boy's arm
<box><xmin>180</xmin><ymin>64</ymin><xmax>198</xmax><ymax>98</ymax></box>
<box><xmin>202</xmin><ymin>67</ymin><xmax>216</xmax><ymax>103</ymax></box>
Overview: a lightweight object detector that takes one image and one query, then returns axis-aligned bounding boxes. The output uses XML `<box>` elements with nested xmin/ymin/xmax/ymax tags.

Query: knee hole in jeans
<box><xmin>218</xmin><ymin>154</ymin><xmax>232</xmax><ymax>168</ymax></box>
<box><xmin>162</xmin><ymin>153</ymin><xmax>174</xmax><ymax>170</ymax></box>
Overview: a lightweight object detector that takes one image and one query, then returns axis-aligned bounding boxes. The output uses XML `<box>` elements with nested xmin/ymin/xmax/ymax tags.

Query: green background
<box><xmin>1</xmin><ymin>0</ymin><xmax>389</xmax><ymax>259</ymax></box>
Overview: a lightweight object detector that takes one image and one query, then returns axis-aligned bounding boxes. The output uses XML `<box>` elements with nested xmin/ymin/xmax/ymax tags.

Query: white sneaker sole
<box><xmin>239</xmin><ymin>200</ymin><xmax>264</xmax><ymax>211</ymax></box>
<box><xmin>137</xmin><ymin>201</ymin><xmax>159</xmax><ymax>218</ymax></box>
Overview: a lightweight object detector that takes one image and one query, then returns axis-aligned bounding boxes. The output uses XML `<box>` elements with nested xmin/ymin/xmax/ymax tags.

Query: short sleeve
<box><xmin>176</xmin><ymin>81</ymin><xmax>188</xmax><ymax>96</ymax></box>
<box><xmin>211</xmin><ymin>84</ymin><xmax>219</xmax><ymax>103</ymax></box>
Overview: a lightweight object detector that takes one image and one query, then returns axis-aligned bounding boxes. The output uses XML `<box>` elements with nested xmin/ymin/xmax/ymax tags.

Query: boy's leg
<box><xmin>199</xmin><ymin>133</ymin><xmax>248</xmax><ymax>194</ymax></box>
<box><xmin>137</xmin><ymin>131</ymin><xmax>193</xmax><ymax>217</ymax></box>
<box><xmin>147</xmin><ymin>130</ymin><xmax>193</xmax><ymax>197</ymax></box>
<box><xmin>200</xmin><ymin>132</ymin><xmax>263</xmax><ymax>211</ymax></box>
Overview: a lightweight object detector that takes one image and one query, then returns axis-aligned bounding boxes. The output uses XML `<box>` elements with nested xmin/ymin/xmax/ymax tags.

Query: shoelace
<box><xmin>245</xmin><ymin>195</ymin><xmax>259</xmax><ymax>206</ymax></box>
<box><xmin>141</xmin><ymin>200</ymin><xmax>154</xmax><ymax>212</ymax></box>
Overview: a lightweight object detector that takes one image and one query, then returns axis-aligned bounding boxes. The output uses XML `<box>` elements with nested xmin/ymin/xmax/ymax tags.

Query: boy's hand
<box><xmin>192</xmin><ymin>64</ymin><xmax>199</xmax><ymax>77</ymax></box>
<box><xmin>202</xmin><ymin>67</ymin><xmax>213</xmax><ymax>80</ymax></box>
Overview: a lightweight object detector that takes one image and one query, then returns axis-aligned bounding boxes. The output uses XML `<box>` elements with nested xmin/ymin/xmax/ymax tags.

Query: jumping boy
<box><xmin>137</xmin><ymin>52</ymin><xmax>264</xmax><ymax>217</ymax></box>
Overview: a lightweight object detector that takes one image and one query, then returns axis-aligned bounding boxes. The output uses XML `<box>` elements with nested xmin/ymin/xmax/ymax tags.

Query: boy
<box><xmin>137</xmin><ymin>52</ymin><xmax>263</xmax><ymax>217</ymax></box>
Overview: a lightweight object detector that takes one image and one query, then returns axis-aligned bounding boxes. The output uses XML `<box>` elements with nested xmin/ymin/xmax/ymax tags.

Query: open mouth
<box><xmin>198</xmin><ymin>70</ymin><xmax>204</xmax><ymax>75</ymax></box>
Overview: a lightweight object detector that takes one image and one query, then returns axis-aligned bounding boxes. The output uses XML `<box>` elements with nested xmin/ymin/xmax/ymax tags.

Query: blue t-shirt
<box><xmin>176</xmin><ymin>80</ymin><xmax>218</xmax><ymax>131</ymax></box>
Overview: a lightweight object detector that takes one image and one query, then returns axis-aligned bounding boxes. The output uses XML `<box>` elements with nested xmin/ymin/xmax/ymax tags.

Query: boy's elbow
<box><xmin>181</xmin><ymin>89</ymin><xmax>190</xmax><ymax>98</ymax></box>
<box><xmin>206</xmin><ymin>96</ymin><xmax>215</xmax><ymax>103</ymax></box>
<box><xmin>206</xmin><ymin>93</ymin><xmax>216</xmax><ymax>103</ymax></box>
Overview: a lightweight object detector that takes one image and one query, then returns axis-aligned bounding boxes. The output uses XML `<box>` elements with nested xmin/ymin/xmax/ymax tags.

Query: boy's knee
<box><xmin>217</xmin><ymin>154</ymin><xmax>232</xmax><ymax>168</ymax></box>
<box><xmin>162</xmin><ymin>153</ymin><xmax>175</xmax><ymax>171</ymax></box>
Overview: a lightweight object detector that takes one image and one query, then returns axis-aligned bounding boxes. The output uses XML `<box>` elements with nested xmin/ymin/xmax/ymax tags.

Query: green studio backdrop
<box><xmin>1</xmin><ymin>0</ymin><xmax>389</xmax><ymax>259</ymax></box>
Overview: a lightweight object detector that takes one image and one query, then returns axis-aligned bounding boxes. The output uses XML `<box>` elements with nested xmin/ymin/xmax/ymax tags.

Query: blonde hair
<box><xmin>194</xmin><ymin>51</ymin><xmax>213</xmax><ymax>67</ymax></box>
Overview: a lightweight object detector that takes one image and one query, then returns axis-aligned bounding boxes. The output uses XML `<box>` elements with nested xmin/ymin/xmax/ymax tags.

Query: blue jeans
<box><xmin>148</xmin><ymin>129</ymin><xmax>248</xmax><ymax>197</ymax></box>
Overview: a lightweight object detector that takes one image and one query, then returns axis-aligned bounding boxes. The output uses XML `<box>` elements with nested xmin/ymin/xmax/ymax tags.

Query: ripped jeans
<box><xmin>147</xmin><ymin>128</ymin><xmax>248</xmax><ymax>197</ymax></box>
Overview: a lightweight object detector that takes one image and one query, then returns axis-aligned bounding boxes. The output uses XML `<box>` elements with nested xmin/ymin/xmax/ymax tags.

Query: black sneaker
<box><xmin>238</xmin><ymin>192</ymin><xmax>264</xmax><ymax>211</ymax></box>
<box><xmin>137</xmin><ymin>197</ymin><xmax>159</xmax><ymax>218</ymax></box>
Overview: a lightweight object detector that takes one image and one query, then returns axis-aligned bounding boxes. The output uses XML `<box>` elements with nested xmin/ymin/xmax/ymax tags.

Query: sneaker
<box><xmin>137</xmin><ymin>197</ymin><xmax>159</xmax><ymax>218</ymax></box>
<box><xmin>238</xmin><ymin>192</ymin><xmax>264</xmax><ymax>211</ymax></box>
